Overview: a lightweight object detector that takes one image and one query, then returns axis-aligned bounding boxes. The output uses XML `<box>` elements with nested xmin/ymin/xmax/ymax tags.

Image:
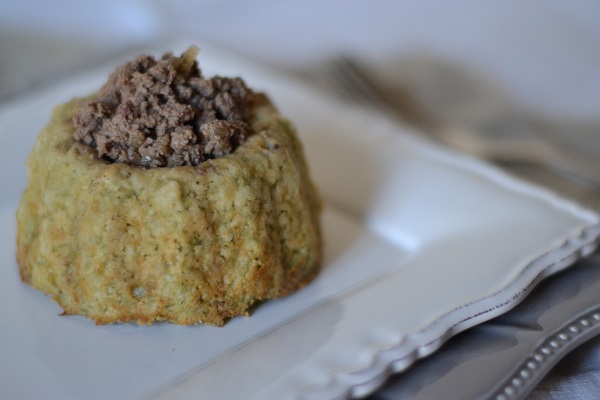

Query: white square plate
<box><xmin>1</xmin><ymin>43</ymin><xmax>598</xmax><ymax>400</ymax></box>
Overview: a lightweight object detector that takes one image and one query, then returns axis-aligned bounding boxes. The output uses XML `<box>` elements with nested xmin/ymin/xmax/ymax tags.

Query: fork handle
<box><xmin>434</xmin><ymin>124</ymin><xmax>600</xmax><ymax>193</ymax></box>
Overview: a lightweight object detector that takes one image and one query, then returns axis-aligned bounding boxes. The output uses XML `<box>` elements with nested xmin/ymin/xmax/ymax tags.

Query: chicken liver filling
<box><xmin>73</xmin><ymin>48</ymin><xmax>254</xmax><ymax>168</ymax></box>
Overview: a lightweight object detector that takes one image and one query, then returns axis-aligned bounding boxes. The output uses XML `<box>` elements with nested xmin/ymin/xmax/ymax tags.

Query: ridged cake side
<box><xmin>16</xmin><ymin>96</ymin><xmax>321</xmax><ymax>326</ymax></box>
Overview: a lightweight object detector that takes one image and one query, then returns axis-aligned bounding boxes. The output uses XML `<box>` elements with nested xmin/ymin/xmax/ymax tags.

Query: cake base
<box><xmin>16</xmin><ymin>96</ymin><xmax>321</xmax><ymax>326</ymax></box>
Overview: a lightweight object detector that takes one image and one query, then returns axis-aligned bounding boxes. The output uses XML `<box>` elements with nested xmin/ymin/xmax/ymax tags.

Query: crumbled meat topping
<box><xmin>72</xmin><ymin>46</ymin><xmax>255</xmax><ymax>168</ymax></box>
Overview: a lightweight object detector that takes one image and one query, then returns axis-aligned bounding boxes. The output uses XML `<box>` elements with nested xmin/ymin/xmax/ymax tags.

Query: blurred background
<box><xmin>1</xmin><ymin>0</ymin><xmax>599</xmax><ymax>119</ymax></box>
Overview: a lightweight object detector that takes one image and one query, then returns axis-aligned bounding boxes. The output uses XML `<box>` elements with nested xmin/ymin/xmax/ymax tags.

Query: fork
<box><xmin>317</xmin><ymin>56</ymin><xmax>600</xmax><ymax>198</ymax></box>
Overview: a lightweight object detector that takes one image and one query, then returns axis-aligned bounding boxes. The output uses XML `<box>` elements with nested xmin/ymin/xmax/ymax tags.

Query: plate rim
<box><xmin>2</xmin><ymin>41</ymin><xmax>600</xmax><ymax>400</ymax></box>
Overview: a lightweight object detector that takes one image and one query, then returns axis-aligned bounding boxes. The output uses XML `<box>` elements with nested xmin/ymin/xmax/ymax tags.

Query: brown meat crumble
<box><xmin>72</xmin><ymin>47</ymin><xmax>255</xmax><ymax>168</ymax></box>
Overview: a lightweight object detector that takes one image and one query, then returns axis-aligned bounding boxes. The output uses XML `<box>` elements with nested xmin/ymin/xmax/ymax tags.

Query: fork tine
<box><xmin>323</xmin><ymin>56</ymin><xmax>393</xmax><ymax>110</ymax></box>
<box><xmin>327</xmin><ymin>57</ymin><xmax>388</xmax><ymax>106</ymax></box>
<box><xmin>322</xmin><ymin>56</ymin><xmax>436</xmax><ymax>131</ymax></box>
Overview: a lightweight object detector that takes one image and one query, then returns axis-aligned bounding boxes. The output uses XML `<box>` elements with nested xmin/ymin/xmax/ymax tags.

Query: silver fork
<box><xmin>317</xmin><ymin>56</ymin><xmax>600</xmax><ymax>198</ymax></box>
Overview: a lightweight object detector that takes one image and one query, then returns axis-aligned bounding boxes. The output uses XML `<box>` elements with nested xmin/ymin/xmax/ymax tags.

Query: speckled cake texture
<box><xmin>16</xmin><ymin>49</ymin><xmax>322</xmax><ymax>326</ymax></box>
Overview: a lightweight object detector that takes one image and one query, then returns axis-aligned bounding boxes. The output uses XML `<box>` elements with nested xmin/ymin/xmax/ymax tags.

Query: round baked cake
<box><xmin>16</xmin><ymin>47</ymin><xmax>322</xmax><ymax>326</ymax></box>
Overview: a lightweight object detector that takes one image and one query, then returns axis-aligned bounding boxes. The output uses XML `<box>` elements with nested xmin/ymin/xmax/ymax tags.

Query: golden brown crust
<box><xmin>16</xmin><ymin>94</ymin><xmax>321</xmax><ymax>326</ymax></box>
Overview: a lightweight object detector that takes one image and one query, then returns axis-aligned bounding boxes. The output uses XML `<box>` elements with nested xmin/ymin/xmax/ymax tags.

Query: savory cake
<box><xmin>16</xmin><ymin>47</ymin><xmax>322</xmax><ymax>326</ymax></box>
